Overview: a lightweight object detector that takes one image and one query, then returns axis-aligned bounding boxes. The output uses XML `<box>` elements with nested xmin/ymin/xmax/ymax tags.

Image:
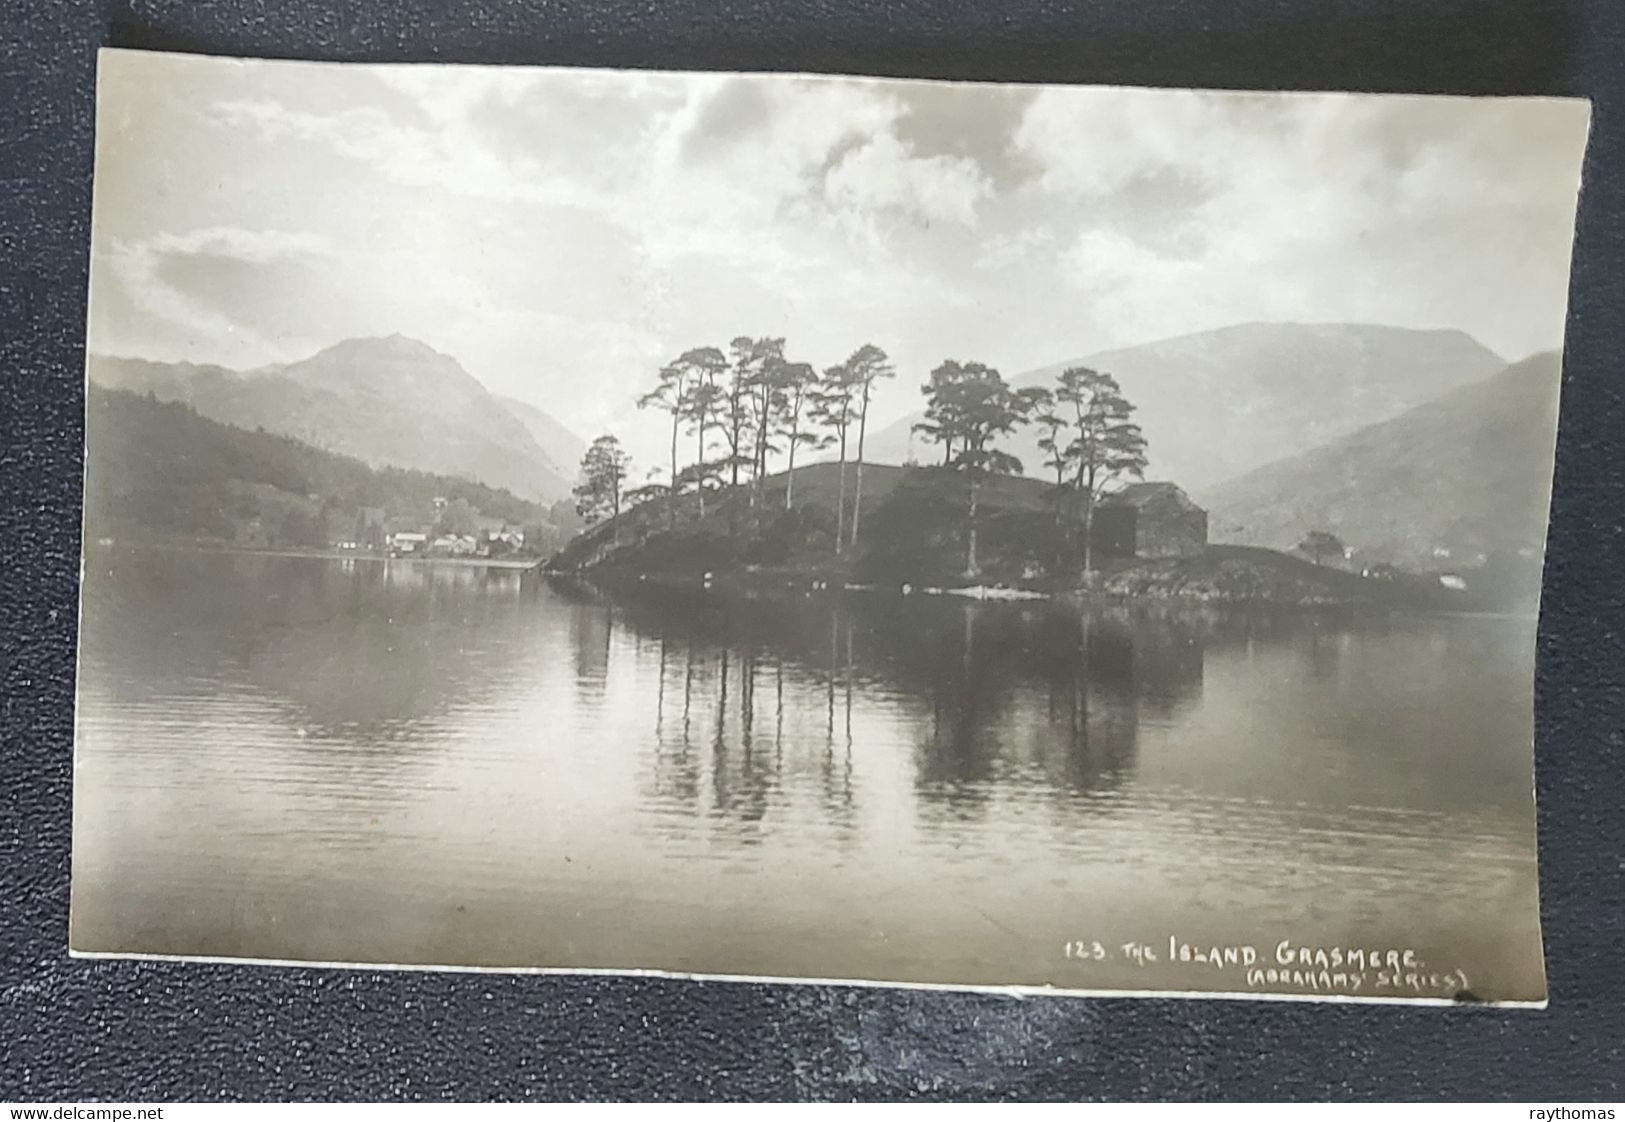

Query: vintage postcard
<box><xmin>72</xmin><ymin>48</ymin><xmax>1589</xmax><ymax>1003</ymax></box>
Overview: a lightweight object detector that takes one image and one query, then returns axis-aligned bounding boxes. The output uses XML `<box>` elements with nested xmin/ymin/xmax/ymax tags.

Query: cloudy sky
<box><xmin>88</xmin><ymin>49</ymin><xmax>1589</xmax><ymax>465</ymax></box>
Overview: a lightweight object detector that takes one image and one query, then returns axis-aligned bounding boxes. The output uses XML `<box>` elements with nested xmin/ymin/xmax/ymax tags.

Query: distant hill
<box><xmin>84</xmin><ymin>384</ymin><xmax>556</xmax><ymax>548</ymax></box>
<box><xmin>1199</xmin><ymin>351</ymin><xmax>1562</xmax><ymax>572</ymax></box>
<box><xmin>87</xmin><ymin>336</ymin><xmax>582</xmax><ymax>502</ymax></box>
<box><xmin>495</xmin><ymin>394</ymin><xmax>587</xmax><ymax>480</ymax></box>
<box><xmin>863</xmin><ymin>323</ymin><xmax>1507</xmax><ymax>492</ymax></box>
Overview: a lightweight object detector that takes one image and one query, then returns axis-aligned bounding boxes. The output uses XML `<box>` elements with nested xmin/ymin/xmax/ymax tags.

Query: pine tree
<box><xmin>916</xmin><ymin>361</ymin><xmax>1033</xmax><ymax>577</ymax></box>
<box><xmin>808</xmin><ymin>361</ymin><xmax>861</xmax><ymax>556</ymax></box>
<box><xmin>843</xmin><ymin>343</ymin><xmax>895</xmax><ymax>549</ymax></box>
<box><xmin>573</xmin><ymin>435</ymin><xmax>632</xmax><ymax>533</ymax></box>
<box><xmin>1053</xmin><ymin>366</ymin><xmax>1148</xmax><ymax>575</ymax></box>
<box><xmin>775</xmin><ymin>361</ymin><xmax>823</xmax><ymax>510</ymax></box>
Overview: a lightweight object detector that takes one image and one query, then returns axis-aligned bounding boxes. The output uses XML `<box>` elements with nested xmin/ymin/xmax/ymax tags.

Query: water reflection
<box><xmin>81</xmin><ymin>552</ymin><xmax>530</xmax><ymax>735</ymax></box>
<box><xmin>608</xmin><ymin>585</ymin><xmax>1528</xmax><ymax>837</ymax></box>
<box><xmin>71</xmin><ymin>551</ymin><xmax>1544</xmax><ymax>997</ymax></box>
<box><xmin>553</xmin><ymin>576</ymin><xmax>1216</xmax><ymax>837</ymax></box>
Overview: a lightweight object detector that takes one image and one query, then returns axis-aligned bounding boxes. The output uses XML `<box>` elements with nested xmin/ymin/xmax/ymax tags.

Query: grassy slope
<box><xmin>557</xmin><ymin>461</ymin><xmax>1052</xmax><ymax>554</ymax></box>
<box><xmin>1102</xmin><ymin>544</ymin><xmax>1412</xmax><ymax>607</ymax></box>
<box><xmin>552</xmin><ymin>462</ymin><xmax>1459</xmax><ymax>607</ymax></box>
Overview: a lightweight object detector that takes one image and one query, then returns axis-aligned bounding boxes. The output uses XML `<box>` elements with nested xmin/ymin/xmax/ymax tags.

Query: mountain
<box><xmin>1198</xmin><ymin>351</ymin><xmax>1562</xmax><ymax>571</ymax></box>
<box><xmin>863</xmin><ymin>323</ymin><xmax>1507</xmax><ymax>493</ymax></box>
<box><xmin>87</xmin><ymin>336</ymin><xmax>581</xmax><ymax>502</ymax></box>
<box><xmin>495</xmin><ymin>394</ymin><xmax>587</xmax><ymax>481</ymax></box>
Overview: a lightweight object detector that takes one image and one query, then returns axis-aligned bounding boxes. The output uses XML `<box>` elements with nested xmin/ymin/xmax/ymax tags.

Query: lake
<box><xmin>70</xmin><ymin>549</ymin><xmax>1545</xmax><ymax>1001</ymax></box>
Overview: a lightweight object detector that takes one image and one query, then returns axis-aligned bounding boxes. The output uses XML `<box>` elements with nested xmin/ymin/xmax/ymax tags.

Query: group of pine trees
<box><xmin>572</xmin><ymin>338</ymin><xmax>1153</xmax><ymax>578</ymax></box>
<box><xmin>909</xmin><ymin>362</ymin><xmax>1148</xmax><ymax>575</ymax></box>
<box><xmin>575</xmin><ymin>337</ymin><xmax>897</xmax><ymax>553</ymax></box>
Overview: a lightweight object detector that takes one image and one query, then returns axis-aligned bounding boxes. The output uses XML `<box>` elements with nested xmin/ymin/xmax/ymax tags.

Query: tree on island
<box><xmin>623</xmin><ymin>469</ymin><xmax>669</xmax><ymax>511</ymax></box>
<box><xmin>775</xmin><ymin>360</ymin><xmax>823</xmax><ymax>510</ymax></box>
<box><xmin>637</xmin><ymin>349</ymin><xmax>714</xmax><ymax>529</ymax></box>
<box><xmin>678</xmin><ymin>349</ymin><xmax>728</xmax><ymax>519</ymax></box>
<box><xmin>633</xmin><ymin>360</ymin><xmax>692</xmax><ymax>530</ymax></box>
<box><xmin>1298</xmin><ymin>529</ymin><xmax>1345</xmax><ymax>567</ymax></box>
<box><xmin>809</xmin><ymin>360</ymin><xmax>861</xmax><ymax>555</ymax></box>
<box><xmin>1028</xmin><ymin>386</ymin><xmax>1071</xmax><ymax>489</ymax></box>
<box><xmin>723</xmin><ymin>336</ymin><xmax>770</xmax><ymax>492</ymax></box>
<box><xmin>573</xmin><ymin>434</ymin><xmax>632</xmax><ymax>531</ymax></box>
<box><xmin>913</xmin><ymin>361</ymin><xmax>977</xmax><ymax>466</ymax></box>
<box><xmin>842</xmin><ymin>343</ymin><xmax>895</xmax><ymax>550</ymax></box>
<box><xmin>914</xmin><ymin>360</ymin><xmax>1034</xmax><ymax>577</ymax></box>
<box><xmin>1053</xmin><ymin>366</ymin><xmax>1149</xmax><ymax>576</ymax></box>
<box><xmin>618</xmin><ymin>477</ymin><xmax>669</xmax><ymax>511</ymax></box>
<box><xmin>732</xmin><ymin>336</ymin><xmax>789</xmax><ymax>510</ymax></box>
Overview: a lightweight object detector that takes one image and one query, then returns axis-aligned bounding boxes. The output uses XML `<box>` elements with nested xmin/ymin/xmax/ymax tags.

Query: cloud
<box><xmin>101</xmin><ymin>227</ymin><xmax>332</xmax><ymax>359</ymax></box>
<box><xmin>211</xmin><ymin>94</ymin><xmax>608</xmax><ymax>215</ymax></box>
<box><xmin>144</xmin><ymin>227</ymin><xmax>331</xmax><ymax>263</ymax></box>
<box><xmin>211</xmin><ymin>71</ymin><xmax>944</xmax><ymax>292</ymax></box>
<box><xmin>370</xmin><ymin>65</ymin><xmax>541</xmax><ymax>127</ymax></box>
<box><xmin>1009</xmin><ymin>88</ymin><xmax>1589</xmax><ymax>354</ymax></box>
<box><xmin>88</xmin><ymin>52</ymin><xmax>1589</xmax><ymax>474</ymax></box>
<box><xmin>823</xmin><ymin>132</ymin><xmax>992</xmax><ymax>228</ymax></box>
<box><xmin>977</xmin><ymin>225</ymin><xmax>1059</xmax><ymax>271</ymax></box>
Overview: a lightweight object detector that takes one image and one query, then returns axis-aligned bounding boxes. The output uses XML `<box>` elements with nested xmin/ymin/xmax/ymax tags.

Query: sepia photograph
<box><xmin>71</xmin><ymin>47</ymin><xmax>1589</xmax><ymax>1003</ymax></box>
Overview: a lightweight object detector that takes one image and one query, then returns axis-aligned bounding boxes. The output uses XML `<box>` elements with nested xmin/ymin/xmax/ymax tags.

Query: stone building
<box><xmin>1091</xmin><ymin>482</ymin><xmax>1208</xmax><ymax>559</ymax></box>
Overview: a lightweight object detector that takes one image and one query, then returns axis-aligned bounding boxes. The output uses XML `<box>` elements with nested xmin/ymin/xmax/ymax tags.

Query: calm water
<box><xmin>71</xmin><ymin>549</ymin><xmax>1545</xmax><ymax>1000</ymax></box>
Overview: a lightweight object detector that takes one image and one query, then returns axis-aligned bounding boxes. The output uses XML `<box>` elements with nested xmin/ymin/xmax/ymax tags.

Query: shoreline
<box><xmin>92</xmin><ymin>542</ymin><xmax>1538</xmax><ymax>620</ymax></box>
<box><xmin>91</xmin><ymin>539</ymin><xmax>544</xmax><ymax>571</ymax></box>
<box><xmin>544</xmin><ymin>565</ymin><xmax>1540</xmax><ymax>621</ymax></box>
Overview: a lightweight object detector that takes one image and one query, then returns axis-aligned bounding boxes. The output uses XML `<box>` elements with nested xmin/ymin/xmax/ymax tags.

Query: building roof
<box><xmin>1100</xmin><ymin>481</ymin><xmax>1203</xmax><ymax>511</ymax></box>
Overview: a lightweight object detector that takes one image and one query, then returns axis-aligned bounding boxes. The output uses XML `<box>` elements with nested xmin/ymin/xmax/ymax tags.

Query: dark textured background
<box><xmin>3</xmin><ymin>0</ymin><xmax>1622</xmax><ymax>1102</ymax></box>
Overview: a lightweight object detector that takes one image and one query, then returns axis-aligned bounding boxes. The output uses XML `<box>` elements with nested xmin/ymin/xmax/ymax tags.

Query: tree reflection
<box><xmin>566</xmin><ymin>576</ymin><xmax>1213</xmax><ymax>838</ymax></box>
<box><xmin>707</xmin><ymin>647</ymin><xmax>777</xmax><ymax>827</ymax></box>
<box><xmin>569</xmin><ymin>599</ymin><xmax>613</xmax><ymax>695</ymax></box>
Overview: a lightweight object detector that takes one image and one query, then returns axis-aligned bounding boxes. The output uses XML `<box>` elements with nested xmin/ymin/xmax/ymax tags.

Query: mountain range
<box><xmin>89</xmin><ymin>325</ymin><xmax>1562</xmax><ymax>578</ymax></box>
<box><xmin>87</xmin><ymin>336</ymin><xmax>582</xmax><ymax>503</ymax></box>
<box><xmin>1199</xmin><ymin>350</ymin><xmax>1561</xmax><ymax>568</ymax></box>
<box><xmin>863</xmin><ymin>322</ymin><xmax>1508</xmax><ymax>493</ymax></box>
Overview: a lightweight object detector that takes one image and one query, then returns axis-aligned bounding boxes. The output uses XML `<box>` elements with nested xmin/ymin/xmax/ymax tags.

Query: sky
<box><xmin>87</xmin><ymin>49</ymin><xmax>1591</xmax><ymax>472</ymax></box>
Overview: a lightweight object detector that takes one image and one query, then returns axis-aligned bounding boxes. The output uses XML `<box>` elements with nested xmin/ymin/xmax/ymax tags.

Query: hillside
<box><xmin>84</xmin><ymin>385</ymin><xmax>557</xmax><ymax>549</ymax></box>
<box><xmin>1199</xmin><ymin>351</ymin><xmax>1561</xmax><ymax>575</ymax></box>
<box><xmin>549</xmin><ymin>461</ymin><xmax>1479</xmax><ymax>609</ymax></box>
<box><xmin>88</xmin><ymin>336</ymin><xmax>582</xmax><ymax>502</ymax></box>
<box><xmin>555</xmin><ymin>462</ymin><xmax>1047</xmax><ymax>573</ymax></box>
<box><xmin>863</xmin><ymin>323</ymin><xmax>1505</xmax><ymax>492</ymax></box>
<box><xmin>495</xmin><ymin>394</ymin><xmax>587</xmax><ymax>480</ymax></box>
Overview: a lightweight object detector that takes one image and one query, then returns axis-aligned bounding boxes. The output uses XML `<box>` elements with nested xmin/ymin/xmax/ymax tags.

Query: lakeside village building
<box><xmin>230</xmin><ymin>495</ymin><xmax>527</xmax><ymax>556</ymax></box>
<box><xmin>382</xmin><ymin>527</ymin><xmax>524</xmax><ymax>557</ymax></box>
<box><xmin>370</xmin><ymin>494</ymin><xmax>527</xmax><ymax>558</ymax></box>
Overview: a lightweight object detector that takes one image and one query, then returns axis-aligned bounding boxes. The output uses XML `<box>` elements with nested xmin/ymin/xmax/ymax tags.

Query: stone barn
<box><xmin>1090</xmin><ymin>482</ymin><xmax>1208</xmax><ymax>559</ymax></box>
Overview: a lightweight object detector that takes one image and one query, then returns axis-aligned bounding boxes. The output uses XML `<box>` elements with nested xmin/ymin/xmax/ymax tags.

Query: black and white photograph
<box><xmin>71</xmin><ymin>47</ymin><xmax>1589</xmax><ymax>1004</ymax></box>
